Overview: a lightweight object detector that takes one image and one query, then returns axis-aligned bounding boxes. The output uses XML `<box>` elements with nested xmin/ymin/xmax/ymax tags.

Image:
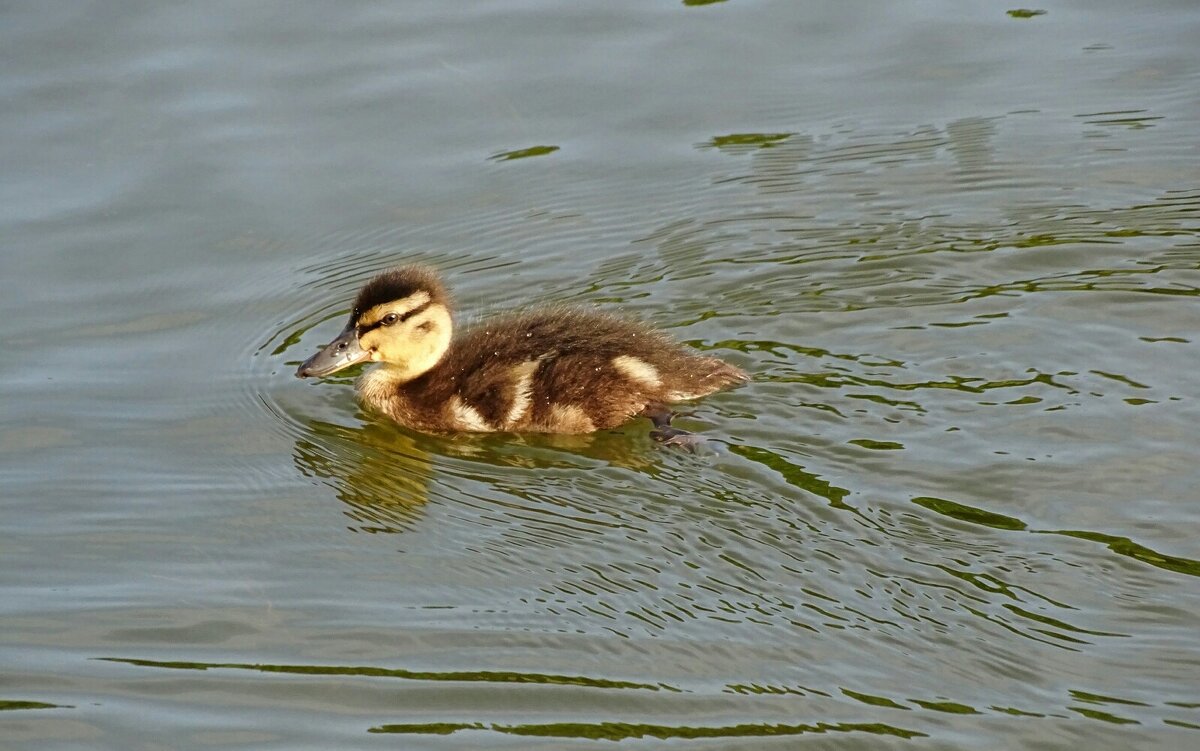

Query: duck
<box><xmin>296</xmin><ymin>265</ymin><xmax>747</xmax><ymax>445</ymax></box>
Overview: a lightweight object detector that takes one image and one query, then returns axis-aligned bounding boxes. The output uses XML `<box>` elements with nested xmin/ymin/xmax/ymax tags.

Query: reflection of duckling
<box><xmin>293</xmin><ymin>418</ymin><xmax>431</xmax><ymax>533</ymax></box>
<box><xmin>297</xmin><ymin>266</ymin><xmax>747</xmax><ymax>445</ymax></box>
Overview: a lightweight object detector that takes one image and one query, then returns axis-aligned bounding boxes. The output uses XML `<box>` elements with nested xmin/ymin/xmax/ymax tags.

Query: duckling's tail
<box><xmin>668</xmin><ymin>357</ymin><xmax>749</xmax><ymax>401</ymax></box>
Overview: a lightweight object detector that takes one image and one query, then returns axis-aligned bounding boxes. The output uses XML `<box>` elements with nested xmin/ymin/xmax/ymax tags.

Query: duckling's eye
<box><xmin>382</xmin><ymin>313</ymin><xmax>399</xmax><ymax>325</ymax></box>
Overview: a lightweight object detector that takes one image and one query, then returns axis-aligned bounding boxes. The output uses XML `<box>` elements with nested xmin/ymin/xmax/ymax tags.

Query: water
<box><xmin>3</xmin><ymin>1</ymin><xmax>1199</xmax><ymax>748</ymax></box>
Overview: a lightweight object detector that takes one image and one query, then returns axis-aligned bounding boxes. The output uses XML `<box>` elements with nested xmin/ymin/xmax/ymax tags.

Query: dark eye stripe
<box><xmin>358</xmin><ymin>301</ymin><xmax>432</xmax><ymax>335</ymax></box>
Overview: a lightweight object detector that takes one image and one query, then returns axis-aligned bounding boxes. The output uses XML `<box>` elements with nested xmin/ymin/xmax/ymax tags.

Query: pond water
<box><xmin>3</xmin><ymin>1</ymin><xmax>1199</xmax><ymax>748</ymax></box>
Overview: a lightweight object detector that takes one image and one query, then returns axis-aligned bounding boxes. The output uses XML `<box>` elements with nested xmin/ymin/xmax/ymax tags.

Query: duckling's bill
<box><xmin>296</xmin><ymin>323</ymin><xmax>370</xmax><ymax>378</ymax></box>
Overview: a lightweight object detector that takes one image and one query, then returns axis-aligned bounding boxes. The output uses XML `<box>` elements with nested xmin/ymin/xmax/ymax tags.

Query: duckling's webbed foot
<box><xmin>642</xmin><ymin>405</ymin><xmax>710</xmax><ymax>451</ymax></box>
<box><xmin>651</xmin><ymin>426</ymin><xmax>709</xmax><ymax>451</ymax></box>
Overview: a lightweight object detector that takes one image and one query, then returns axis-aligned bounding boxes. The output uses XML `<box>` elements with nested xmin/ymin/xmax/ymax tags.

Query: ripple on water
<box><xmin>208</xmin><ymin>112</ymin><xmax>1200</xmax><ymax>744</ymax></box>
<box><xmin>6</xmin><ymin>0</ymin><xmax>1200</xmax><ymax>744</ymax></box>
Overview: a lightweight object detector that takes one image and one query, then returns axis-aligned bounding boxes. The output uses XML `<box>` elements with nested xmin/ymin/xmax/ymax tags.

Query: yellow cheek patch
<box><xmin>351</xmin><ymin>304</ymin><xmax>453</xmax><ymax>384</ymax></box>
<box><xmin>359</xmin><ymin>329</ymin><xmax>384</xmax><ymax>351</ymax></box>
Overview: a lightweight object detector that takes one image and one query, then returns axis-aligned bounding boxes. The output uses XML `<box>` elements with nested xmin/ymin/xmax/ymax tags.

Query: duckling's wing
<box><xmin>448</xmin><ymin>307</ymin><xmax>745</xmax><ymax>432</ymax></box>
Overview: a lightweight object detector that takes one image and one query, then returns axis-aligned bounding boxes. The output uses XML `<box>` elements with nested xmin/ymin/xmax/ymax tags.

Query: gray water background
<box><xmin>2</xmin><ymin>1</ymin><xmax>1199</xmax><ymax>748</ymax></box>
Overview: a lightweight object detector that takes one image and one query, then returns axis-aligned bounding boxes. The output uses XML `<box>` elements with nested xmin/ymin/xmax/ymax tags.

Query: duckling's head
<box><xmin>296</xmin><ymin>265</ymin><xmax>453</xmax><ymax>381</ymax></box>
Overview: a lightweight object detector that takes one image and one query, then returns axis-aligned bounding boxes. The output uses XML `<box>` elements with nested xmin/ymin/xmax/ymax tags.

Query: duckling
<box><xmin>296</xmin><ymin>265</ymin><xmax>747</xmax><ymax>445</ymax></box>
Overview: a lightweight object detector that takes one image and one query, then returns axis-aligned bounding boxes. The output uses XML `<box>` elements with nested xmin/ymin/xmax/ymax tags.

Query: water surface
<box><xmin>3</xmin><ymin>1</ymin><xmax>1199</xmax><ymax>748</ymax></box>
